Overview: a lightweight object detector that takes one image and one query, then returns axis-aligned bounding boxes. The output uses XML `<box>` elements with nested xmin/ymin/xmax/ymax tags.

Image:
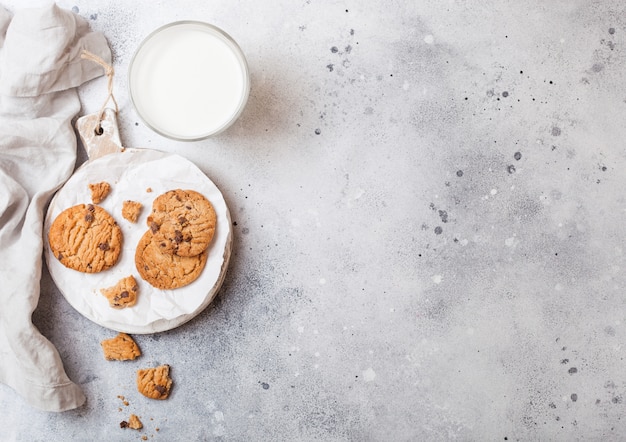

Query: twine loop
<box><xmin>80</xmin><ymin>50</ymin><xmax>119</xmax><ymax>133</ymax></box>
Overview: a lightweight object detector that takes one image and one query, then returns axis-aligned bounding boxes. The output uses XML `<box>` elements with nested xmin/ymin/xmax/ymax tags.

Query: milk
<box><xmin>129</xmin><ymin>22</ymin><xmax>249</xmax><ymax>140</ymax></box>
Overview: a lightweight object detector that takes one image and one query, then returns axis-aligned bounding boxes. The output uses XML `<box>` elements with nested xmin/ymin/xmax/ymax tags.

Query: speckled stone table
<box><xmin>2</xmin><ymin>1</ymin><xmax>626</xmax><ymax>440</ymax></box>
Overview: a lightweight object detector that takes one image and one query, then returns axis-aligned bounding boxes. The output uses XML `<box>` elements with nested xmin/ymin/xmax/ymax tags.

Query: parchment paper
<box><xmin>44</xmin><ymin>148</ymin><xmax>232</xmax><ymax>334</ymax></box>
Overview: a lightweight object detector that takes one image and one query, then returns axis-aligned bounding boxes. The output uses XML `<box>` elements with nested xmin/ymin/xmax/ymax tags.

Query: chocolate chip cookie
<box><xmin>135</xmin><ymin>230</ymin><xmax>207</xmax><ymax>289</ymax></box>
<box><xmin>146</xmin><ymin>189</ymin><xmax>216</xmax><ymax>257</ymax></box>
<box><xmin>48</xmin><ymin>204</ymin><xmax>122</xmax><ymax>273</ymax></box>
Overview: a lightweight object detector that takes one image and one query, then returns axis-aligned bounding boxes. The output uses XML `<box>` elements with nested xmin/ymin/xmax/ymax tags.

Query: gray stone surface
<box><xmin>2</xmin><ymin>0</ymin><xmax>626</xmax><ymax>440</ymax></box>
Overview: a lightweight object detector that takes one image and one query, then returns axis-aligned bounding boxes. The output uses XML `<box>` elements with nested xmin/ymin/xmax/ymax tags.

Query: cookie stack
<box><xmin>135</xmin><ymin>189</ymin><xmax>217</xmax><ymax>289</ymax></box>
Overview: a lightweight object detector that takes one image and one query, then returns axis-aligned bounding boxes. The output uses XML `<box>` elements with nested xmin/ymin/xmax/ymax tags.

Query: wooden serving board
<box><xmin>44</xmin><ymin>109</ymin><xmax>232</xmax><ymax>334</ymax></box>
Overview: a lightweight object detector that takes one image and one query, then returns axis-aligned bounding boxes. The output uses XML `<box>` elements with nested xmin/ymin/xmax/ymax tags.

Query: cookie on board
<box><xmin>146</xmin><ymin>189</ymin><xmax>216</xmax><ymax>257</ymax></box>
<box><xmin>48</xmin><ymin>204</ymin><xmax>122</xmax><ymax>273</ymax></box>
<box><xmin>135</xmin><ymin>230</ymin><xmax>207</xmax><ymax>289</ymax></box>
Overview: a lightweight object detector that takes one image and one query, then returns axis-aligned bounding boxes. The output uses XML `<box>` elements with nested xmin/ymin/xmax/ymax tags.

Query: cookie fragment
<box><xmin>100</xmin><ymin>275</ymin><xmax>139</xmax><ymax>309</ymax></box>
<box><xmin>135</xmin><ymin>230</ymin><xmax>207</xmax><ymax>289</ymax></box>
<box><xmin>122</xmin><ymin>200</ymin><xmax>142</xmax><ymax>223</ymax></box>
<box><xmin>120</xmin><ymin>414</ymin><xmax>143</xmax><ymax>430</ymax></box>
<box><xmin>137</xmin><ymin>364</ymin><xmax>172</xmax><ymax>400</ymax></box>
<box><xmin>89</xmin><ymin>181</ymin><xmax>111</xmax><ymax>204</ymax></box>
<box><xmin>101</xmin><ymin>333</ymin><xmax>141</xmax><ymax>361</ymax></box>
<box><xmin>147</xmin><ymin>189</ymin><xmax>216</xmax><ymax>257</ymax></box>
<box><xmin>48</xmin><ymin>204</ymin><xmax>122</xmax><ymax>273</ymax></box>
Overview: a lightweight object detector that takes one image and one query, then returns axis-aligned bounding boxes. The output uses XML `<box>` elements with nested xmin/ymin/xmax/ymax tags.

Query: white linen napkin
<box><xmin>0</xmin><ymin>3</ymin><xmax>111</xmax><ymax>411</ymax></box>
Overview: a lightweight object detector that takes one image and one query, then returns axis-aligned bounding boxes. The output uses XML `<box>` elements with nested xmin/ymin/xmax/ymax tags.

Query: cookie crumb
<box><xmin>120</xmin><ymin>414</ymin><xmax>143</xmax><ymax>430</ymax></box>
<box><xmin>128</xmin><ymin>414</ymin><xmax>143</xmax><ymax>430</ymax></box>
<box><xmin>89</xmin><ymin>181</ymin><xmax>111</xmax><ymax>203</ymax></box>
<box><xmin>122</xmin><ymin>200</ymin><xmax>143</xmax><ymax>223</ymax></box>
<box><xmin>146</xmin><ymin>187</ymin><xmax>153</xmax><ymax>193</ymax></box>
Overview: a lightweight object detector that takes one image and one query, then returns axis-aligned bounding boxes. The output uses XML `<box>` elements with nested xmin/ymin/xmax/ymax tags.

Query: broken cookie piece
<box><xmin>137</xmin><ymin>364</ymin><xmax>172</xmax><ymax>400</ymax></box>
<box><xmin>100</xmin><ymin>275</ymin><xmax>139</xmax><ymax>309</ymax></box>
<box><xmin>122</xmin><ymin>200</ymin><xmax>143</xmax><ymax>223</ymax></box>
<box><xmin>101</xmin><ymin>333</ymin><xmax>141</xmax><ymax>361</ymax></box>
<box><xmin>120</xmin><ymin>413</ymin><xmax>143</xmax><ymax>430</ymax></box>
<box><xmin>89</xmin><ymin>181</ymin><xmax>111</xmax><ymax>204</ymax></box>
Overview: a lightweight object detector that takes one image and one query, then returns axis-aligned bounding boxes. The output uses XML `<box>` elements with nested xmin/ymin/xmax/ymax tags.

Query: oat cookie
<box><xmin>48</xmin><ymin>204</ymin><xmax>122</xmax><ymax>273</ymax></box>
<box><xmin>100</xmin><ymin>275</ymin><xmax>139</xmax><ymax>308</ymax></box>
<box><xmin>135</xmin><ymin>230</ymin><xmax>207</xmax><ymax>289</ymax></box>
<box><xmin>137</xmin><ymin>364</ymin><xmax>172</xmax><ymax>400</ymax></box>
<box><xmin>101</xmin><ymin>332</ymin><xmax>141</xmax><ymax>361</ymax></box>
<box><xmin>122</xmin><ymin>200</ymin><xmax>142</xmax><ymax>223</ymax></box>
<box><xmin>146</xmin><ymin>189</ymin><xmax>216</xmax><ymax>257</ymax></box>
<box><xmin>89</xmin><ymin>181</ymin><xmax>111</xmax><ymax>204</ymax></box>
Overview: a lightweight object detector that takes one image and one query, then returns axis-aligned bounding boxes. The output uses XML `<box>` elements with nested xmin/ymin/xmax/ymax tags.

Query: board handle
<box><xmin>75</xmin><ymin>108</ymin><xmax>124</xmax><ymax>160</ymax></box>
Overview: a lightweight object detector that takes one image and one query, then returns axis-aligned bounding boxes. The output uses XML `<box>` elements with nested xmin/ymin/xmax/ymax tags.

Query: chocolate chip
<box><xmin>85</xmin><ymin>213</ymin><xmax>94</xmax><ymax>222</ymax></box>
<box><xmin>150</xmin><ymin>222</ymin><xmax>159</xmax><ymax>233</ymax></box>
<box><xmin>178</xmin><ymin>216</ymin><xmax>188</xmax><ymax>225</ymax></box>
<box><xmin>174</xmin><ymin>230</ymin><xmax>183</xmax><ymax>243</ymax></box>
<box><xmin>57</xmin><ymin>253</ymin><xmax>63</xmax><ymax>260</ymax></box>
<box><xmin>120</xmin><ymin>421</ymin><xmax>129</xmax><ymax>428</ymax></box>
<box><xmin>185</xmin><ymin>205</ymin><xmax>192</xmax><ymax>210</ymax></box>
<box><xmin>155</xmin><ymin>385</ymin><xmax>166</xmax><ymax>394</ymax></box>
<box><xmin>144</xmin><ymin>265</ymin><xmax>149</xmax><ymax>271</ymax></box>
<box><xmin>98</xmin><ymin>242</ymin><xmax>110</xmax><ymax>251</ymax></box>
<box><xmin>120</xmin><ymin>291</ymin><xmax>129</xmax><ymax>298</ymax></box>
<box><xmin>87</xmin><ymin>204</ymin><xmax>95</xmax><ymax>212</ymax></box>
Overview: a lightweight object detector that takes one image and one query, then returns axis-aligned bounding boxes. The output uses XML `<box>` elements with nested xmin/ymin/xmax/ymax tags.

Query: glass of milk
<box><xmin>128</xmin><ymin>21</ymin><xmax>250</xmax><ymax>140</ymax></box>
